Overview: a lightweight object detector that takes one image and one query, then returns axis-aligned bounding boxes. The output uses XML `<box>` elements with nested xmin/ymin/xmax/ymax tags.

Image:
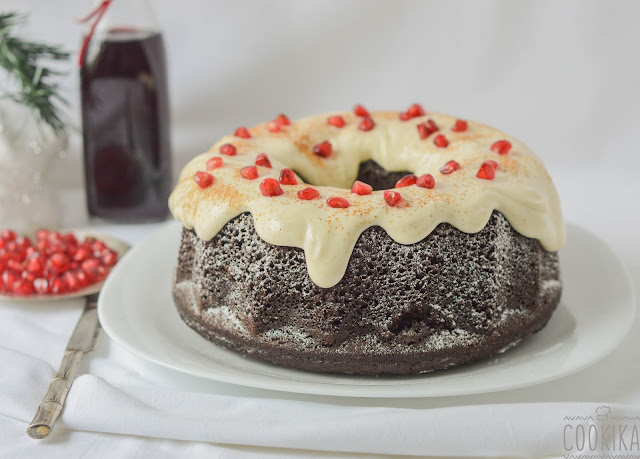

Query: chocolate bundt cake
<box><xmin>169</xmin><ymin>105</ymin><xmax>565</xmax><ymax>375</ymax></box>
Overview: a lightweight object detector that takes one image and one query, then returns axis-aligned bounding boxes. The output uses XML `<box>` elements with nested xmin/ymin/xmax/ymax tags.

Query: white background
<box><xmin>1</xmin><ymin>1</ymin><xmax>639</xmax><ymax>456</ymax></box>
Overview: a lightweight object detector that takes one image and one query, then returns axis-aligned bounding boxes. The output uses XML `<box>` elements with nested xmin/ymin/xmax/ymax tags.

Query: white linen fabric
<box><xmin>0</xmin><ymin>0</ymin><xmax>639</xmax><ymax>457</ymax></box>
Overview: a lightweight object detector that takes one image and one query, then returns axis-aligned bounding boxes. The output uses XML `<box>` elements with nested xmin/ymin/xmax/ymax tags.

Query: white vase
<box><xmin>0</xmin><ymin>102</ymin><xmax>68</xmax><ymax>234</ymax></box>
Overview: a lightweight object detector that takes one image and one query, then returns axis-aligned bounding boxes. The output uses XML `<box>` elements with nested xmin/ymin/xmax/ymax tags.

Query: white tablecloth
<box><xmin>1</xmin><ymin>165</ymin><xmax>639</xmax><ymax>458</ymax></box>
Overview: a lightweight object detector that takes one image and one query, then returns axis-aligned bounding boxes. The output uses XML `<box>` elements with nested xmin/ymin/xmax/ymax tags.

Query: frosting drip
<box><xmin>169</xmin><ymin>110</ymin><xmax>565</xmax><ymax>288</ymax></box>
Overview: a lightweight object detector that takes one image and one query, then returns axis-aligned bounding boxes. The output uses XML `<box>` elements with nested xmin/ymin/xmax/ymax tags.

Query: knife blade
<box><xmin>27</xmin><ymin>292</ymin><xmax>102</xmax><ymax>439</ymax></box>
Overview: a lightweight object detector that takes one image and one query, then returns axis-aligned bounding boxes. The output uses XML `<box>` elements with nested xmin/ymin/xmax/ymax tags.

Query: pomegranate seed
<box><xmin>33</xmin><ymin>278</ymin><xmax>48</xmax><ymax>294</ymax></box>
<box><xmin>12</xmin><ymin>278</ymin><xmax>34</xmax><ymax>295</ymax></box>
<box><xmin>313</xmin><ymin>141</ymin><xmax>333</xmax><ymax>158</ymax></box>
<box><xmin>8</xmin><ymin>259</ymin><xmax>23</xmax><ymax>271</ymax></box>
<box><xmin>234</xmin><ymin>126</ymin><xmax>252</xmax><ymax>138</ymax></box>
<box><xmin>26</xmin><ymin>256</ymin><xmax>44</xmax><ymax>276</ymax></box>
<box><xmin>417</xmin><ymin>123</ymin><xmax>430</xmax><ymax>139</ymax></box>
<box><xmin>452</xmin><ymin>120</ymin><xmax>468</xmax><ymax>132</ymax></box>
<box><xmin>327</xmin><ymin>197</ymin><xmax>350</xmax><ymax>208</ymax></box>
<box><xmin>255</xmin><ymin>153</ymin><xmax>272</xmax><ymax>168</ymax></box>
<box><xmin>206</xmin><ymin>157</ymin><xmax>224</xmax><ymax>170</ymax></box>
<box><xmin>416</xmin><ymin>174</ymin><xmax>435</xmax><ymax>189</ymax></box>
<box><xmin>351</xmin><ymin>181</ymin><xmax>373</xmax><ymax>195</ymax></box>
<box><xmin>75</xmin><ymin>270</ymin><xmax>89</xmax><ymax>287</ymax></box>
<box><xmin>48</xmin><ymin>232</ymin><xmax>63</xmax><ymax>244</ymax></box>
<box><xmin>353</xmin><ymin>104</ymin><xmax>369</xmax><ymax>117</ymax></box>
<box><xmin>434</xmin><ymin>134</ymin><xmax>449</xmax><ymax>148</ymax></box>
<box><xmin>49</xmin><ymin>253</ymin><xmax>70</xmax><ymax>274</ymax></box>
<box><xmin>35</xmin><ymin>229</ymin><xmax>49</xmax><ymax>240</ymax></box>
<box><xmin>491</xmin><ymin>140</ymin><xmax>511</xmax><ymax>155</ymax></box>
<box><xmin>297</xmin><ymin>187</ymin><xmax>320</xmax><ymax>200</ymax></box>
<box><xmin>485</xmin><ymin>160</ymin><xmax>498</xmax><ymax>169</ymax></box>
<box><xmin>15</xmin><ymin>236</ymin><xmax>31</xmax><ymax>249</ymax></box>
<box><xmin>102</xmin><ymin>251</ymin><xmax>118</xmax><ymax>267</ymax></box>
<box><xmin>81</xmin><ymin>259</ymin><xmax>100</xmax><ymax>272</ymax></box>
<box><xmin>50</xmin><ymin>276</ymin><xmax>67</xmax><ymax>294</ymax></box>
<box><xmin>240</xmin><ymin>165</ymin><xmax>259</xmax><ymax>180</ymax></box>
<box><xmin>1</xmin><ymin>229</ymin><xmax>16</xmax><ymax>241</ymax></box>
<box><xmin>2</xmin><ymin>270</ymin><xmax>18</xmax><ymax>289</ymax></box>
<box><xmin>359</xmin><ymin>117</ymin><xmax>375</xmax><ymax>131</ymax></box>
<box><xmin>395</xmin><ymin>174</ymin><xmax>418</xmax><ymax>188</ymax></box>
<box><xmin>275</xmin><ymin>113</ymin><xmax>290</xmax><ymax>125</ymax></box>
<box><xmin>73</xmin><ymin>247</ymin><xmax>91</xmax><ymax>262</ymax></box>
<box><xmin>267</xmin><ymin>120</ymin><xmax>282</xmax><ymax>133</ymax></box>
<box><xmin>440</xmin><ymin>160</ymin><xmax>461</xmax><ymax>174</ymax></box>
<box><xmin>399</xmin><ymin>112</ymin><xmax>411</xmax><ymax>121</ymax></box>
<box><xmin>477</xmin><ymin>161</ymin><xmax>497</xmax><ymax>180</ymax></box>
<box><xmin>327</xmin><ymin>116</ymin><xmax>346</xmax><ymax>128</ymax></box>
<box><xmin>384</xmin><ymin>190</ymin><xmax>402</xmax><ymax>207</ymax></box>
<box><xmin>64</xmin><ymin>233</ymin><xmax>78</xmax><ymax>247</ymax></box>
<box><xmin>259</xmin><ymin>178</ymin><xmax>283</xmax><ymax>197</ymax></box>
<box><xmin>219</xmin><ymin>144</ymin><xmax>237</xmax><ymax>156</ymax></box>
<box><xmin>63</xmin><ymin>271</ymin><xmax>80</xmax><ymax>291</ymax></box>
<box><xmin>407</xmin><ymin>103</ymin><xmax>425</xmax><ymax>117</ymax></box>
<box><xmin>193</xmin><ymin>171</ymin><xmax>215</xmax><ymax>188</ymax></box>
<box><xmin>279</xmin><ymin>168</ymin><xmax>298</xmax><ymax>185</ymax></box>
<box><xmin>417</xmin><ymin>119</ymin><xmax>438</xmax><ymax>139</ymax></box>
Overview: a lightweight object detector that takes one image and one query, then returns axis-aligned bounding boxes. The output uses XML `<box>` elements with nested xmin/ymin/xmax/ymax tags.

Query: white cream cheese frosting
<box><xmin>169</xmin><ymin>108</ymin><xmax>565</xmax><ymax>288</ymax></box>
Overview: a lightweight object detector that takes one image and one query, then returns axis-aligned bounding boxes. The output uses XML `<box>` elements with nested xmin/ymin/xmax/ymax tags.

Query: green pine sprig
<box><xmin>0</xmin><ymin>12</ymin><xmax>70</xmax><ymax>135</ymax></box>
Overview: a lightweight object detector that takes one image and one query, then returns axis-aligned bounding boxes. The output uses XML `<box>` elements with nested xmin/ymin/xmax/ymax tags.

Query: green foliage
<box><xmin>0</xmin><ymin>12</ymin><xmax>70</xmax><ymax>134</ymax></box>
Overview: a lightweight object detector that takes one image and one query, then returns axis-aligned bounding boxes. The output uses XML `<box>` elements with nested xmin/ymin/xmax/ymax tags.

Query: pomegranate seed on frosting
<box><xmin>206</xmin><ymin>157</ymin><xmax>223</xmax><ymax>170</ymax></box>
<box><xmin>327</xmin><ymin>116</ymin><xmax>346</xmax><ymax>128</ymax></box>
<box><xmin>399</xmin><ymin>112</ymin><xmax>411</xmax><ymax>121</ymax></box>
<box><xmin>491</xmin><ymin>140</ymin><xmax>511</xmax><ymax>155</ymax></box>
<box><xmin>351</xmin><ymin>181</ymin><xmax>373</xmax><ymax>195</ymax></box>
<box><xmin>434</xmin><ymin>134</ymin><xmax>449</xmax><ymax>148</ymax></box>
<box><xmin>279</xmin><ymin>168</ymin><xmax>298</xmax><ymax>185</ymax></box>
<box><xmin>417</xmin><ymin>119</ymin><xmax>439</xmax><ymax>139</ymax></box>
<box><xmin>440</xmin><ymin>160</ymin><xmax>460</xmax><ymax>174</ymax></box>
<box><xmin>395</xmin><ymin>174</ymin><xmax>418</xmax><ymax>188</ymax></box>
<box><xmin>267</xmin><ymin>120</ymin><xmax>282</xmax><ymax>133</ymax></box>
<box><xmin>358</xmin><ymin>117</ymin><xmax>375</xmax><ymax>131</ymax></box>
<box><xmin>477</xmin><ymin>161</ymin><xmax>498</xmax><ymax>180</ymax></box>
<box><xmin>416</xmin><ymin>174</ymin><xmax>435</xmax><ymax>189</ymax></box>
<box><xmin>384</xmin><ymin>190</ymin><xmax>402</xmax><ymax>207</ymax></box>
<box><xmin>275</xmin><ymin>114</ymin><xmax>290</xmax><ymax>125</ymax></box>
<box><xmin>255</xmin><ymin>153</ymin><xmax>272</xmax><ymax>168</ymax></box>
<box><xmin>240</xmin><ymin>166</ymin><xmax>259</xmax><ymax>180</ymax></box>
<box><xmin>220</xmin><ymin>144</ymin><xmax>237</xmax><ymax>156</ymax></box>
<box><xmin>327</xmin><ymin>197</ymin><xmax>350</xmax><ymax>208</ymax></box>
<box><xmin>452</xmin><ymin>120</ymin><xmax>468</xmax><ymax>132</ymax></box>
<box><xmin>407</xmin><ymin>103</ymin><xmax>425</xmax><ymax>117</ymax></box>
<box><xmin>259</xmin><ymin>178</ymin><xmax>283</xmax><ymax>197</ymax></box>
<box><xmin>234</xmin><ymin>126</ymin><xmax>252</xmax><ymax>138</ymax></box>
<box><xmin>297</xmin><ymin>187</ymin><xmax>320</xmax><ymax>200</ymax></box>
<box><xmin>313</xmin><ymin>140</ymin><xmax>333</xmax><ymax>158</ymax></box>
<box><xmin>193</xmin><ymin>171</ymin><xmax>214</xmax><ymax>188</ymax></box>
<box><xmin>353</xmin><ymin>104</ymin><xmax>369</xmax><ymax>117</ymax></box>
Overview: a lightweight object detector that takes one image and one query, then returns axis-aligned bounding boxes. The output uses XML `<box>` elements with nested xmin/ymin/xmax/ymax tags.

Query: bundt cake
<box><xmin>169</xmin><ymin>104</ymin><xmax>565</xmax><ymax>375</ymax></box>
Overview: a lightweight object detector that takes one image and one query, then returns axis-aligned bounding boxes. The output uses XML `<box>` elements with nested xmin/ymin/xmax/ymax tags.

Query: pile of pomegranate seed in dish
<box><xmin>0</xmin><ymin>229</ymin><xmax>118</xmax><ymax>296</ymax></box>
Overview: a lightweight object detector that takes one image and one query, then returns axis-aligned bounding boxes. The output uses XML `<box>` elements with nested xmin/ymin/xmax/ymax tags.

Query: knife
<box><xmin>27</xmin><ymin>292</ymin><xmax>102</xmax><ymax>439</ymax></box>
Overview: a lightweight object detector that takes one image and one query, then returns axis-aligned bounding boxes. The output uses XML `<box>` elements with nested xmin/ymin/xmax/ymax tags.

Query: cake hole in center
<box><xmin>355</xmin><ymin>160</ymin><xmax>412</xmax><ymax>191</ymax></box>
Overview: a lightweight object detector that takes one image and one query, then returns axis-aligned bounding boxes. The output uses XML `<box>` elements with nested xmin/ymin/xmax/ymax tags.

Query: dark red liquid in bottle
<box><xmin>81</xmin><ymin>29</ymin><xmax>171</xmax><ymax>221</ymax></box>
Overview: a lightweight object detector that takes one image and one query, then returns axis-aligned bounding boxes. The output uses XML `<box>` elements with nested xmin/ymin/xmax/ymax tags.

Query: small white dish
<box><xmin>0</xmin><ymin>231</ymin><xmax>130</xmax><ymax>303</ymax></box>
<box><xmin>98</xmin><ymin>221</ymin><xmax>635</xmax><ymax>398</ymax></box>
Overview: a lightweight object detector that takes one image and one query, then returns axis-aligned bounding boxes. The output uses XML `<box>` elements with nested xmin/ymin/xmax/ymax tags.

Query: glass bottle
<box><xmin>79</xmin><ymin>0</ymin><xmax>172</xmax><ymax>221</ymax></box>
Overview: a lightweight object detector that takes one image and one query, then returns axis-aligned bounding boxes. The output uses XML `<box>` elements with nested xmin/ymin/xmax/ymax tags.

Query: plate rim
<box><xmin>97</xmin><ymin>220</ymin><xmax>636</xmax><ymax>398</ymax></box>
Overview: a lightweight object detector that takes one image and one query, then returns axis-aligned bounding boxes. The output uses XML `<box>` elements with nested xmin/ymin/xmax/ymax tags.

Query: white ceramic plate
<box><xmin>98</xmin><ymin>221</ymin><xmax>636</xmax><ymax>398</ymax></box>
